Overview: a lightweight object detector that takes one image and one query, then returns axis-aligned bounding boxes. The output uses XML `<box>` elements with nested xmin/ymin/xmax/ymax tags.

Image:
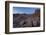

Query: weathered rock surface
<box><xmin>13</xmin><ymin>12</ymin><xmax>40</xmax><ymax>28</ymax></box>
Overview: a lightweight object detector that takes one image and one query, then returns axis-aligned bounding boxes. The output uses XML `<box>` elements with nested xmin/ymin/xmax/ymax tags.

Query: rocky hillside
<box><xmin>13</xmin><ymin>13</ymin><xmax>40</xmax><ymax>28</ymax></box>
<box><xmin>13</xmin><ymin>9</ymin><xmax>40</xmax><ymax>28</ymax></box>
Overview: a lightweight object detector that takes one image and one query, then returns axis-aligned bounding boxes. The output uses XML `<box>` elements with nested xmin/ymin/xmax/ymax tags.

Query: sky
<box><xmin>13</xmin><ymin>7</ymin><xmax>39</xmax><ymax>14</ymax></box>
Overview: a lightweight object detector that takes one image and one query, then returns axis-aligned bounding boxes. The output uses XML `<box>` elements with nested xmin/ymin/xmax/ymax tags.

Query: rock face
<box><xmin>13</xmin><ymin>13</ymin><xmax>40</xmax><ymax>28</ymax></box>
<box><xmin>13</xmin><ymin>9</ymin><xmax>40</xmax><ymax>28</ymax></box>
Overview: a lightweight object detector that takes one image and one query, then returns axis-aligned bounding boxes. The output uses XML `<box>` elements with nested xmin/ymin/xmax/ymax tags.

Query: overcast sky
<box><xmin>13</xmin><ymin>7</ymin><xmax>39</xmax><ymax>14</ymax></box>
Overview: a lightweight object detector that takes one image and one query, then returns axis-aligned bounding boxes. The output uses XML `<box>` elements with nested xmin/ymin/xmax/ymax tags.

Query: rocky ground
<box><xmin>13</xmin><ymin>12</ymin><xmax>40</xmax><ymax>28</ymax></box>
